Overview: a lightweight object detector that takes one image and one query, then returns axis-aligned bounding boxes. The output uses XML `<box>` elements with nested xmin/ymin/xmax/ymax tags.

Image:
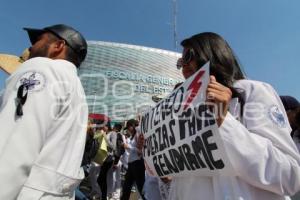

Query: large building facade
<box><xmin>79</xmin><ymin>41</ymin><xmax>184</xmax><ymax>122</ymax></box>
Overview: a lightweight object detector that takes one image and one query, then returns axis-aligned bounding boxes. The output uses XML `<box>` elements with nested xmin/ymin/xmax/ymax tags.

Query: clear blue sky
<box><xmin>0</xmin><ymin>0</ymin><xmax>299</xmax><ymax>99</ymax></box>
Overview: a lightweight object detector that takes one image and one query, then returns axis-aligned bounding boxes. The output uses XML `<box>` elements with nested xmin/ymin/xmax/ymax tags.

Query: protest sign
<box><xmin>140</xmin><ymin>62</ymin><xmax>234</xmax><ymax>177</ymax></box>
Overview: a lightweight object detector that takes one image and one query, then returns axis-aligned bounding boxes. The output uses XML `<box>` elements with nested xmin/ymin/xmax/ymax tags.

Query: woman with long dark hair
<box><xmin>170</xmin><ymin>32</ymin><xmax>300</xmax><ymax>200</ymax></box>
<box><xmin>120</xmin><ymin>119</ymin><xmax>147</xmax><ymax>200</ymax></box>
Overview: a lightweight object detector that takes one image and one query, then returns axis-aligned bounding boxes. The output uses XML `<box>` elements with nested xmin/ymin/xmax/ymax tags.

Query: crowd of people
<box><xmin>77</xmin><ymin>116</ymin><xmax>173</xmax><ymax>200</ymax></box>
<box><xmin>0</xmin><ymin>23</ymin><xmax>300</xmax><ymax>200</ymax></box>
<box><xmin>78</xmin><ymin>118</ymin><xmax>135</xmax><ymax>200</ymax></box>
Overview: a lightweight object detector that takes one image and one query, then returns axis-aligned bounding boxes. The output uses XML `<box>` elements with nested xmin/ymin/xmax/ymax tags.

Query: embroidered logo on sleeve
<box><xmin>16</xmin><ymin>71</ymin><xmax>46</xmax><ymax>92</ymax></box>
<box><xmin>268</xmin><ymin>105</ymin><xmax>287</xmax><ymax>128</ymax></box>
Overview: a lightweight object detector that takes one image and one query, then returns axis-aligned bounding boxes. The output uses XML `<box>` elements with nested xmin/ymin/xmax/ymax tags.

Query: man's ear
<box><xmin>49</xmin><ymin>40</ymin><xmax>67</xmax><ymax>59</ymax></box>
<box><xmin>54</xmin><ymin>40</ymin><xmax>66</xmax><ymax>52</ymax></box>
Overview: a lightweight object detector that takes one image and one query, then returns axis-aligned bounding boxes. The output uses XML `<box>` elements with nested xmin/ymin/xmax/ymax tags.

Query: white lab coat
<box><xmin>144</xmin><ymin>172</ymin><xmax>163</xmax><ymax>200</ymax></box>
<box><xmin>0</xmin><ymin>57</ymin><xmax>88</xmax><ymax>199</ymax></box>
<box><xmin>168</xmin><ymin>79</ymin><xmax>300</xmax><ymax>200</ymax></box>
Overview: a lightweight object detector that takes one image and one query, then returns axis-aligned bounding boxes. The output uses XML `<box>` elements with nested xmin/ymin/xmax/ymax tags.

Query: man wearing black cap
<box><xmin>24</xmin><ymin>24</ymin><xmax>87</xmax><ymax>68</ymax></box>
<box><xmin>0</xmin><ymin>24</ymin><xmax>88</xmax><ymax>199</ymax></box>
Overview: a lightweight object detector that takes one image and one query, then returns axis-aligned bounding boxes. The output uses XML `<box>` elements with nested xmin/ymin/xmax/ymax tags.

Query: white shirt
<box><xmin>107</xmin><ymin>131</ymin><xmax>118</xmax><ymax>151</ymax></box>
<box><xmin>128</xmin><ymin>132</ymin><xmax>143</xmax><ymax>163</ymax></box>
<box><xmin>120</xmin><ymin>137</ymin><xmax>130</xmax><ymax>169</ymax></box>
<box><xmin>0</xmin><ymin>57</ymin><xmax>88</xmax><ymax>200</ymax></box>
<box><xmin>168</xmin><ymin>79</ymin><xmax>300</xmax><ymax>200</ymax></box>
<box><xmin>144</xmin><ymin>172</ymin><xmax>162</xmax><ymax>200</ymax></box>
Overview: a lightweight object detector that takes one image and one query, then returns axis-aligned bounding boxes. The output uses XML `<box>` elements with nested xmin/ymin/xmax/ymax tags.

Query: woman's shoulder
<box><xmin>234</xmin><ymin>79</ymin><xmax>272</xmax><ymax>90</ymax></box>
<box><xmin>233</xmin><ymin>79</ymin><xmax>277</xmax><ymax>101</ymax></box>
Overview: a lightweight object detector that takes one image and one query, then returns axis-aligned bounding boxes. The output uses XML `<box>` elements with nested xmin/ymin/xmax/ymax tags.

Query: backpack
<box><xmin>89</xmin><ymin>138</ymin><xmax>100</xmax><ymax>159</ymax></box>
<box><xmin>81</xmin><ymin>134</ymin><xmax>100</xmax><ymax>166</ymax></box>
<box><xmin>115</xmin><ymin>132</ymin><xmax>125</xmax><ymax>157</ymax></box>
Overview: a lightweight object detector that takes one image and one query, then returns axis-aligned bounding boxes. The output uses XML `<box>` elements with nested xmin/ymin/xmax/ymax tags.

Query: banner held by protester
<box><xmin>140</xmin><ymin>62</ymin><xmax>234</xmax><ymax>177</ymax></box>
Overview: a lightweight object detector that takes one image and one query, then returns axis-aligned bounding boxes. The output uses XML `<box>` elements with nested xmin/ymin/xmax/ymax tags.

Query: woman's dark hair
<box><xmin>130</xmin><ymin>127</ymin><xmax>137</xmax><ymax>140</ymax></box>
<box><xmin>294</xmin><ymin>106</ymin><xmax>300</xmax><ymax>139</ymax></box>
<box><xmin>126</xmin><ymin>119</ymin><xmax>138</xmax><ymax>140</ymax></box>
<box><xmin>295</xmin><ymin>107</ymin><xmax>300</xmax><ymax>126</ymax></box>
<box><xmin>114</xmin><ymin>123</ymin><xmax>123</xmax><ymax>132</ymax></box>
<box><xmin>181</xmin><ymin>32</ymin><xmax>245</xmax><ymax>86</ymax></box>
<box><xmin>181</xmin><ymin>32</ymin><xmax>246</xmax><ymax>113</ymax></box>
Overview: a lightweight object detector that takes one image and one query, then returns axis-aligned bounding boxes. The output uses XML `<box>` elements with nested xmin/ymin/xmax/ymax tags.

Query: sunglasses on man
<box><xmin>176</xmin><ymin>48</ymin><xmax>196</xmax><ymax>69</ymax></box>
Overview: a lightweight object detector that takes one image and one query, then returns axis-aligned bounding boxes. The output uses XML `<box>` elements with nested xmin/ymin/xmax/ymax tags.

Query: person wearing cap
<box><xmin>0</xmin><ymin>24</ymin><xmax>88</xmax><ymax>199</ymax></box>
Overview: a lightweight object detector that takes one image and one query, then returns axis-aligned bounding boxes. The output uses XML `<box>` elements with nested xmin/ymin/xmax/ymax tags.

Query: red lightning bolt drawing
<box><xmin>183</xmin><ymin>70</ymin><xmax>205</xmax><ymax>110</ymax></box>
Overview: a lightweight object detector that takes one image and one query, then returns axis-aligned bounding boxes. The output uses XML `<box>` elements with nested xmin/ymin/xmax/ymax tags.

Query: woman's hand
<box><xmin>160</xmin><ymin>176</ymin><xmax>172</xmax><ymax>183</ymax></box>
<box><xmin>206</xmin><ymin>75</ymin><xmax>232</xmax><ymax>127</ymax></box>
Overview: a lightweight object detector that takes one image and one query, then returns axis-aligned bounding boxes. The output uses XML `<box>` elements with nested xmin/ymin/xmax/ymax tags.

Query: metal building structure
<box><xmin>79</xmin><ymin>41</ymin><xmax>183</xmax><ymax>122</ymax></box>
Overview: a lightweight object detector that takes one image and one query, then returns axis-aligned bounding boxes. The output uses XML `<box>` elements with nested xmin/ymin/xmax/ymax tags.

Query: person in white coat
<box><xmin>170</xmin><ymin>32</ymin><xmax>300</xmax><ymax>200</ymax></box>
<box><xmin>0</xmin><ymin>24</ymin><xmax>88</xmax><ymax>200</ymax></box>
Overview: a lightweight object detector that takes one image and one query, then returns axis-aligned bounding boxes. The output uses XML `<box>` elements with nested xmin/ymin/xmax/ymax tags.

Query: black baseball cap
<box><xmin>23</xmin><ymin>24</ymin><xmax>87</xmax><ymax>63</ymax></box>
